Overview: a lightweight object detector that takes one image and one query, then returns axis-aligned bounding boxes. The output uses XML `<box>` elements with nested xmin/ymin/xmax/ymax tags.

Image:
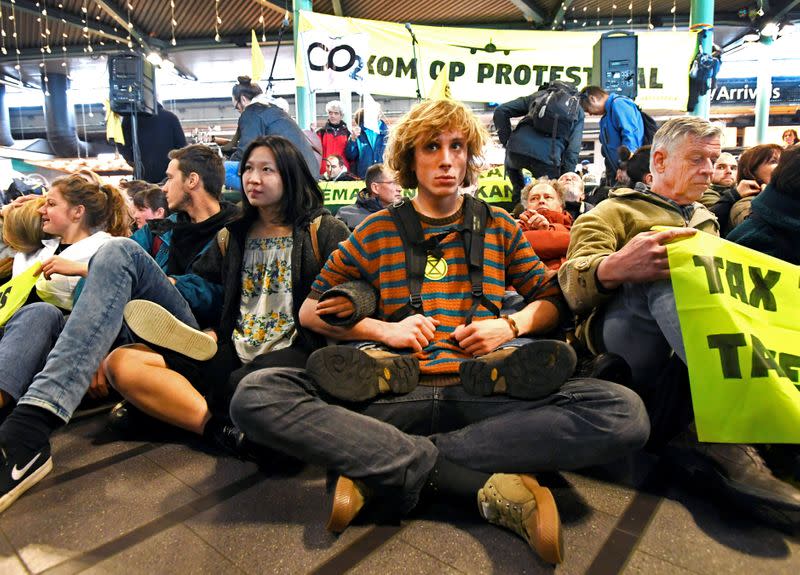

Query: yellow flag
<box><xmin>103</xmin><ymin>98</ymin><xmax>125</xmax><ymax>145</ymax></box>
<box><xmin>0</xmin><ymin>262</ymin><xmax>43</xmax><ymax>327</ymax></box>
<box><xmin>251</xmin><ymin>29</ymin><xmax>265</xmax><ymax>83</ymax></box>
<box><xmin>427</xmin><ymin>68</ymin><xmax>451</xmax><ymax>100</ymax></box>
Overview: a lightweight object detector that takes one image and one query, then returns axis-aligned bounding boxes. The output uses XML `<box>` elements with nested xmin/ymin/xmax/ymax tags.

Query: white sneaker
<box><xmin>123</xmin><ymin>300</ymin><xmax>217</xmax><ymax>361</ymax></box>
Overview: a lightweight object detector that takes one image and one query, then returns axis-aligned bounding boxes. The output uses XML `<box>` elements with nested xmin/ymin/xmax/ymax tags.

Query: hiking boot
<box><xmin>123</xmin><ymin>300</ymin><xmax>217</xmax><ymax>361</ymax></box>
<box><xmin>307</xmin><ymin>346</ymin><xmax>420</xmax><ymax>402</ymax></box>
<box><xmin>0</xmin><ymin>443</ymin><xmax>53</xmax><ymax>513</ymax></box>
<box><xmin>460</xmin><ymin>340</ymin><xmax>576</xmax><ymax>400</ymax></box>
<box><xmin>477</xmin><ymin>473</ymin><xmax>563</xmax><ymax>564</ymax></box>
<box><xmin>327</xmin><ymin>476</ymin><xmax>369</xmax><ymax>533</ymax></box>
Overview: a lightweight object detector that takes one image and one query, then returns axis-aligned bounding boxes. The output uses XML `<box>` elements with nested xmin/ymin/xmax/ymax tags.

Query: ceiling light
<box><xmin>146</xmin><ymin>51</ymin><xmax>162</xmax><ymax>66</ymax></box>
<box><xmin>761</xmin><ymin>22</ymin><xmax>779</xmax><ymax>37</ymax></box>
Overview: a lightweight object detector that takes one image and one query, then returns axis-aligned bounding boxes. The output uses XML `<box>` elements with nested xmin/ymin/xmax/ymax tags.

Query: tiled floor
<box><xmin>1</xmin><ymin>413</ymin><xmax>798</xmax><ymax>574</ymax></box>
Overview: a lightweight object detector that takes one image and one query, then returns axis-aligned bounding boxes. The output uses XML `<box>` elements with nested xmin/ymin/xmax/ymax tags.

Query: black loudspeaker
<box><xmin>109</xmin><ymin>53</ymin><xmax>156</xmax><ymax>116</ymax></box>
<box><xmin>592</xmin><ymin>31</ymin><xmax>638</xmax><ymax>99</ymax></box>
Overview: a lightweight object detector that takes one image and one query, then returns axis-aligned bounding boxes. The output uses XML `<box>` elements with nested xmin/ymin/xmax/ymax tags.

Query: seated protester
<box><xmin>557</xmin><ymin>172</ymin><xmax>593</xmax><ymax>220</ymax></box>
<box><xmin>517</xmin><ymin>182</ymin><xmax>572</xmax><ymax>270</ymax></box>
<box><xmin>510</xmin><ymin>177</ymin><xmax>537</xmax><ymax>218</ymax></box>
<box><xmin>130</xmin><ymin>144</ymin><xmax>240</xmax><ymax>325</ymax></box>
<box><xmin>559</xmin><ymin>116</ymin><xmax>800</xmax><ymax>523</ymax></box>
<box><xmin>102</xmin><ymin>136</ymin><xmax>351</xmax><ymax>450</ymax></box>
<box><xmin>0</xmin><ymin>147</ymin><xmax>239</xmax><ymax>513</ymax></box>
<box><xmin>699</xmin><ymin>152</ymin><xmax>737</xmax><ymax>207</ymax></box>
<box><xmin>728</xmin><ymin>144</ymin><xmax>800</xmax><ymax>265</ymax></box>
<box><xmin>131</xmin><ymin>185</ymin><xmax>169</xmax><ymax>230</ymax></box>
<box><xmin>336</xmin><ymin>163</ymin><xmax>403</xmax><ymax>230</ymax></box>
<box><xmin>323</xmin><ymin>154</ymin><xmax>359</xmax><ymax>182</ymax></box>
<box><xmin>228</xmin><ymin>99</ymin><xmax>648</xmax><ymax>565</ymax></box>
<box><xmin>3</xmin><ymin>196</ymin><xmax>55</xmax><ymax>277</ymax></box>
<box><xmin>345</xmin><ymin>107</ymin><xmax>389</xmax><ymax>179</ymax></box>
<box><xmin>711</xmin><ymin>143</ymin><xmax>781</xmax><ymax>237</ymax></box>
<box><xmin>0</xmin><ymin>176</ymin><xmax>129</xmax><ymax>413</ymax></box>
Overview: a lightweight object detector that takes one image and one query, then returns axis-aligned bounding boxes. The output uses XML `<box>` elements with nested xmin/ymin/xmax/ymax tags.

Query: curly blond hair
<box><xmin>385</xmin><ymin>99</ymin><xmax>488</xmax><ymax>189</ymax></box>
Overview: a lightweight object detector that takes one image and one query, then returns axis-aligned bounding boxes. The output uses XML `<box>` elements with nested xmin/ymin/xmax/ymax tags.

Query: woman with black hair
<box><xmin>103</xmin><ymin>136</ymin><xmax>350</xmax><ymax>450</ymax></box>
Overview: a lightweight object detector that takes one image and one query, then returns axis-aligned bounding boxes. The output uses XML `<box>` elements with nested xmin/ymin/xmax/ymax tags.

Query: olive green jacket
<box><xmin>558</xmin><ymin>187</ymin><xmax>719</xmax><ymax>353</ymax></box>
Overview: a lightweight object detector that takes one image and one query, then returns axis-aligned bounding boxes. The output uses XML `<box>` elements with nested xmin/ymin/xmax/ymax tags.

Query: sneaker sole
<box><xmin>307</xmin><ymin>347</ymin><xmax>419</xmax><ymax>402</ymax></box>
<box><xmin>0</xmin><ymin>456</ymin><xmax>53</xmax><ymax>513</ymax></box>
<box><xmin>460</xmin><ymin>340</ymin><xmax>577</xmax><ymax>399</ymax></box>
<box><xmin>327</xmin><ymin>476</ymin><xmax>365</xmax><ymax>533</ymax></box>
<box><xmin>123</xmin><ymin>300</ymin><xmax>217</xmax><ymax>361</ymax></box>
<box><xmin>520</xmin><ymin>475</ymin><xmax>564</xmax><ymax>565</ymax></box>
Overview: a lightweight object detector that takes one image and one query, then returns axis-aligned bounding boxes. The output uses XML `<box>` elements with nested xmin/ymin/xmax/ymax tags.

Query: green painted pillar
<box><xmin>294</xmin><ymin>0</ymin><xmax>313</xmax><ymax>129</ymax></box>
<box><xmin>689</xmin><ymin>0</ymin><xmax>714</xmax><ymax>118</ymax></box>
<box><xmin>754</xmin><ymin>35</ymin><xmax>774</xmax><ymax>144</ymax></box>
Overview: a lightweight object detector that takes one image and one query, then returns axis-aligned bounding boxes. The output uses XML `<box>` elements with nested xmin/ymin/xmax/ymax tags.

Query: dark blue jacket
<box><xmin>494</xmin><ymin>95</ymin><xmax>584</xmax><ymax>174</ymax></box>
<box><xmin>232</xmin><ymin>101</ymin><xmax>320</xmax><ymax>175</ymax></box>
<box><xmin>599</xmin><ymin>94</ymin><xmax>645</xmax><ymax>172</ymax></box>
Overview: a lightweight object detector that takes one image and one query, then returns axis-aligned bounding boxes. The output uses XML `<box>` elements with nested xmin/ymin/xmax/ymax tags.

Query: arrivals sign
<box><xmin>666</xmin><ymin>231</ymin><xmax>800</xmax><ymax>443</ymax></box>
<box><xmin>297</xmin><ymin>11</ymin><xmax>695</xmax><ymax>110</ymax></box>
<box><xmin>710</xmin><ymin>76</ymin><xmax>800</xmax><ymax>106</ymax></box>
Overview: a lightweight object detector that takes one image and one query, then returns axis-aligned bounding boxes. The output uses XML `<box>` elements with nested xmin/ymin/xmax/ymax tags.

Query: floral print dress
<box><xmin>232</xmin><ymin>236</ymin><xmax>297</xmax><ymax>363</ymax></box>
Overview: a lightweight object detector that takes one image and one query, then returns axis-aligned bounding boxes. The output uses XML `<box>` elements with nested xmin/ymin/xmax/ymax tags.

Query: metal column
<box><xmin>754</xmin><ymin>35</ymin><xmax>774</xmax><ymax>143</ymax></box>
<box><xmin>293</xmin><ymin>0</ymin><xmax>313</xmax><ymax>130</ymax></box>
<box><xmin>689</xmin><ymin>0</ymin><xmax>714</xmax><ymax>118</ymax></box>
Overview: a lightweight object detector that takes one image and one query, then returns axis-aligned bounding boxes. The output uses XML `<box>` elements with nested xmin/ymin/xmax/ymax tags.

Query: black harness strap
<box><xmin>387</xmin><ymin>196</ymin><xmax>500</xmax><ymax>324</ymax></box>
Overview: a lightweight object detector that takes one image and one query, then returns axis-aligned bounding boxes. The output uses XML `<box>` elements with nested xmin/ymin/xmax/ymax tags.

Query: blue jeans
<box><xmin>16</xmin><ymin>238</ymin><xmax>198</xmax><ymax>421</ymax></box>
<box><xmin>600</xmin><ymin>279</ymin><xmax>686</xmax><ymax>390</ymax></box>
<box><xmin>230</xmin><ymin>368</ymin><xmax>649</xmax><ymax>513</ymax></box>
<box><xmin>0</xmin><ymin>303</ymin><xmax>66</xmax><ymax>401</ymax></box>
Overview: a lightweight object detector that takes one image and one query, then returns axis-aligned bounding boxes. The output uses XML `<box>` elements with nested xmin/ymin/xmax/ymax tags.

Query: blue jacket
<box><xmin>345</xmin><ymin>120</ymin><xmax>388</xmax><ymax>179</ymax></box>
<box><xmin>131</xmin><ymin>202</ymin><xmax>239</xmax><ymax>324</ymax></box>
<box><xmin>599</xmin><ymin>94</ymin><xmax>645</xmax><ymax>172</ymax></box>
<box><xmin>494</xmin><ymin>94</ymin><xmax>585</xmax><ymax>174</ymax></box>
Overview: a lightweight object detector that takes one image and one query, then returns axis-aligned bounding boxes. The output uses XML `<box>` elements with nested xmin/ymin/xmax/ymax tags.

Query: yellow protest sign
<box><xmin>297</xmin><ymin>10</ymin><xmax>694</xmax><ymax>109</ymax></box>
<box><xmin>666</xmin><ymin>231</ymin><xmax>800</xmax><ymax>443</ymax></box>
<box><xmin>0</xmin><ymin>262</ymin><xmax>43</xmax><ymax>327</ymax></box>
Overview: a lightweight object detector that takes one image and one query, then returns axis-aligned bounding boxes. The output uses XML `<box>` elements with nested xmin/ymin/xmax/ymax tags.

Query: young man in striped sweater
<box><xmin>229</xmin><ymin>99</ymin><xmax>648</xmax><ymax>565</ymax></box>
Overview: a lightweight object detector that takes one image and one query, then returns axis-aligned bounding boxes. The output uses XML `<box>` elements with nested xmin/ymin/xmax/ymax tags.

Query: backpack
<box><xmin>520</xmin><ymin>81</ymin><xmax>581</xmax><ymax>167</ymax></box>
<box><xmin>639</xmin><ymin>108</ymin><xmax>658</xmax><ymax>146</ymax></box>
<box><xmin>215</xmin><ymin>215</ymin><xmax>323</xmax><ymax>264</ymax></box>
<box><xmin>386</xmin><ymin>195</ymin><xmax>500</xmax><ymax>325</ymax></box>
<box><xmin>525</xmin><ymin>81</ymin><xmax>581</xmax><ymax>138</ymax></box>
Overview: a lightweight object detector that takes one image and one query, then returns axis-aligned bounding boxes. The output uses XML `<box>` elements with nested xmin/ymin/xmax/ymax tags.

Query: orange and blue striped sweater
<box><xmin>311</xmin><ymin>201</ymin><xmax>559</xmax><ymax>376</ymax></box>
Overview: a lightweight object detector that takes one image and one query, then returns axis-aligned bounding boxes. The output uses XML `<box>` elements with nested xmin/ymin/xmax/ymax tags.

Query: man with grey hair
<box><xmin>317</xmin><ymin>100</ymin><xmax>351</xmax><ymax>177</ymax></box>
<box><xmin>557</xmin><ymin>172</ymin><xmax>594</xmax><ymax>220</ymax></box>
<box><xmin>699</xmin><ymin>151</ymin><xmax>737</xmax><ymax>207</ymax></box>
<box><xmin>559</xmin><ymin>116</ymin><xmax>800</xmax><ymax>522</ymax></box>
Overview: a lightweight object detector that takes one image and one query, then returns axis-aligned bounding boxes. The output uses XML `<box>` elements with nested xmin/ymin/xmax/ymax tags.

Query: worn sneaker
<box><xmin>123</xmin><ymin>300</ymin><xmax>217</xmax><ymax>361</ymax></box>
<box><xmin>0</xmin><ymin>443</ymin><xmax>53</xmax><ymax>513</ymax></box>
<box><xmin>478</xmin><ymin>473</ymin><xmax>563</xmax><ymax>564</ymax></box>
<box><xmin>460</xmin><ymin>340</ymin><xmax>576</xmax><ymax>400</ymax></box>
<box><xmin>327</xmin><ymin>476</ymin><xmax>369</xmax><ymax>533</ymax></box>
<box><xmin>307</xmin><ymin>346</ymin><xmax>420</xmax><ymax>402</ymax></box>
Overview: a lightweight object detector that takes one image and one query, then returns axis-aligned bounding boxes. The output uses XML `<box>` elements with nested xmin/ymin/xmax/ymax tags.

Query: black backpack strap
<box><xmin>461</xmin><ymin>195</ymin><xmax>500</xmax><ymax>325</ymax></box>
<box><xmin>387</xmin><ymin>199</ymin><xmax>426</xmax><ymax>321</ymax></box>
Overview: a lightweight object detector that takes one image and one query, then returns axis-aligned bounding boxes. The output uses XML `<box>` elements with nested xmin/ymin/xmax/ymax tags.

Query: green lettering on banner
<box><xmin>748</xmin><ymin>267</ymin><xmax>780</xmax><ymax>311</ymax></box>
<box><xmin>750</xmin><ymin>334</ymin><xmax>787</xmax><ymax>379</ymax></box>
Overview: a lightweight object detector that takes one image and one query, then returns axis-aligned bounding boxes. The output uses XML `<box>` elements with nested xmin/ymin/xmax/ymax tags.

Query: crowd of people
<box><xmin>0</xmin><ymin>83</ymin><xmax>798</xmax><ymax>566</ymax></box>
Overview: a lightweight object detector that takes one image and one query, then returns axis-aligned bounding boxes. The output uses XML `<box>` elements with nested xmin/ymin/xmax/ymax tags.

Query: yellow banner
<box><xmin>297</xmin><ymin>11</ymin><xmax>694</xmax><ymax>110</ymax></box>
<box><xmin>666</xmin><ymin>231</ymin><xmax>800</xmax><ymax>443</ymax></box>
<box><xmin>319</xmin><ymin>168</ymin><xmax>516</xmax><ymax>213</ymax></box>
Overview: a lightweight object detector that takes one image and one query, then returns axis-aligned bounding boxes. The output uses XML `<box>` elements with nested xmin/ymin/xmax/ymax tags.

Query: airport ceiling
<box><xmin>1</xmin><ymin>0</ymin><xmax>799</xmax><ymax>89</ymax></box>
